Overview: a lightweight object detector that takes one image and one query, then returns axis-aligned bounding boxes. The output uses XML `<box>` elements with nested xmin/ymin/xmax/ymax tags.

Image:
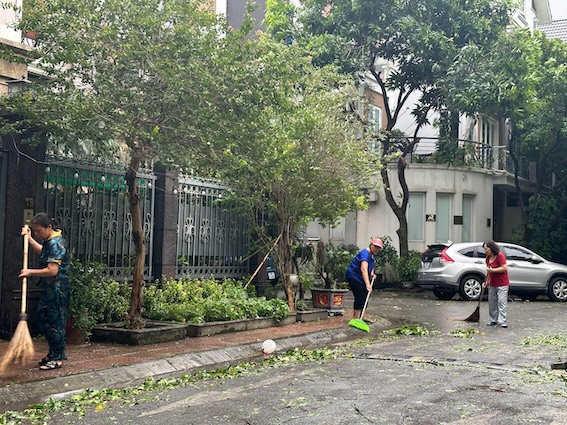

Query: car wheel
<box><xmin>459</xmin><ymin>275</ymin><xmax>483</xmax><ymax>301</ymax></box>
<box><xmin>548</xmin><ymin>277</ymin><xmax>567</xmax><ymax>302</ymax></box>
<box><xmin>432</xmin><ymin>288</ymin><xmax>456</xmax><ymax>300</ymax></box>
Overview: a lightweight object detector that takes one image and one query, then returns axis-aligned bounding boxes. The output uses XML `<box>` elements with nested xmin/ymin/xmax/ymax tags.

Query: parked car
<box><xmin>417</xmin><ymin>242</ymin><xmax>567</xmax><ymax>302</ymax></box>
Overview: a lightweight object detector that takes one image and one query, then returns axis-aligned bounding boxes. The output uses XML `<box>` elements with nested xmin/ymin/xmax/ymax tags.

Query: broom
<box><xmin>0</xmin><ymin>225</ymin><xmax>34</xmax><ymax>372</ymax></box>
<box><xmin>463</xmin><ymin>282</ymin><xmax>486</xmax><ymax>323</ymax></box>
<box><xmin>348</xmin><ymin>276</ymin><xmax>376</xmax><ymax>333</ymax></box>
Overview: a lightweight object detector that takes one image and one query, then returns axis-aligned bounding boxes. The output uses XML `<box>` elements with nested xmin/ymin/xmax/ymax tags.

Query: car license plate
<box><xmin>421</xmin><ymin>261</ymin><xmax>430</xmax><ymax>269</ymax></box>
<box><xmin>267</xmin><ymin>272</ymin><xmax>276</xmax><ymax>280</ymax></box>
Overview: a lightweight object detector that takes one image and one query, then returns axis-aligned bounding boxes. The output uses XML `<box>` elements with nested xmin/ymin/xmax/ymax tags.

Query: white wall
<box><xmin>305</xmin><ymin>164</ymin><xmax>496</xmax><ymax>254</ymax></box>
<box><xmin>0</xmin><ymin>0</ymin><xmax>22</xmax><ymax>43</ymax></box>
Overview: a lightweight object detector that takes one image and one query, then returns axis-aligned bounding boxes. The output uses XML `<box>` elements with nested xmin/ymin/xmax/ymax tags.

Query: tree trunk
<box><xmin>275</xmin><ymin>218</ymin><xmax>295</xmax><ymax>312</ymax></box>
<box><xmin>124</xmin><ymin>150</ymin><xmax>146</xmax><ymax>329</ymax></box>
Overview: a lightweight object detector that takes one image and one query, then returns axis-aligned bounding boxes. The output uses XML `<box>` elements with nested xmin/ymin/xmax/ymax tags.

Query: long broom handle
<box><xmin>360</xmin><ymin>275</ymin><xmax>376</xmax><ymax>319</ymax></box>
<box><xmin>21</xmin><ymin>225</ymin><xmax>29</xmax><ymax>315</ymax></box>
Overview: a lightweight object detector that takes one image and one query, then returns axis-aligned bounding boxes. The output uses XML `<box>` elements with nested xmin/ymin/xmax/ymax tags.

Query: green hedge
<box><xmin>69</xmin><ymin>261</ymin><xmax>290</xmax><ymax>335</ymax></box>
<box><xmin>144</xmin><ymin>278</ymin><xmax>289</xmax><ymax>324</ymax></box>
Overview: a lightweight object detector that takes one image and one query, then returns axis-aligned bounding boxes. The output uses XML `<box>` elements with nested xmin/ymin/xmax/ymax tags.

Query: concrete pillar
<box><xmin>152</xmin><ymin>166</ymin><xmax>179</xmax><ymax>281</ymax></box>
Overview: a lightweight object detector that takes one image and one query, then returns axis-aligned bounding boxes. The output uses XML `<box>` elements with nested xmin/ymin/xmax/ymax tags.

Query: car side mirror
<box><xmin>529</xmin><ymin>255</ymin><xmax>543</xmax><ymax>264</ymax></box>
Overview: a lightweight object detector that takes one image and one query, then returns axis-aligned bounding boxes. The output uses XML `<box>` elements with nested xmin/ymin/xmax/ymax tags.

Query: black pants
<box><xmin>348</xmin><ymin>278</ymin><xmax>368</xmax><ymax>311</ymax></box>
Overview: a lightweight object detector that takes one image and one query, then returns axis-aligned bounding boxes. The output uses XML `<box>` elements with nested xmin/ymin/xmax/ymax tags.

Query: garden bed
<box><xmin>91</xmin><ymin>320</ymin><xmax>187</xmax><ymax>346</ymax></box>
<box><xmin>186</xmin><ymin>314</ymin><xmax>297</xmax><ymax>337</ymax></box>
<box><xmin>295</xmin><ymin>309</ymin><xmax>328</xmax><ymax>323</ymax></box>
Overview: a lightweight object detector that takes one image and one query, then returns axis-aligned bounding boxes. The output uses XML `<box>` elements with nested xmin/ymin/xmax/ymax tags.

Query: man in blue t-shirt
<box><xmin>345</xmin><ymin>238</ymin><xmax>383</xmax><ymax>322</ymax></box>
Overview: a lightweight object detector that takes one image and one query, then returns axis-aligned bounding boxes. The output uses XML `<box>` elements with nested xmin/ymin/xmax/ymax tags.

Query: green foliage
<box><xmin>293</xmin><ymin>243</ymin><xmax>315</xmax><ymax>266</ymax></box>
<box><xmin>298</xmin><ymin>272</ymin><xmax>315</xmax><ymax>291</ymax></box>
<box><xmin>143</xmin><ymin>278</ymin><xmax>289</xmax><ymax>323</ymax></box>
<box><xmin>449</xmin><ymin>328</ymin><xmax>480</xmax><ymax>339</ymax></box>
<box><xmin>68</xmin><ymin>260</ymin><xmax>130</xmax><ymax>337</ymax></box>
<box><xmin>375</xmin><ymin>235</ymin><xmax>398</xmax><ymax>273</ymax></box>
<box><xmin>274</xmin><ymin>0</ymin><xmax>513</xmax><ymax>259</ymax></box>
<box><xmin>522</xmin><ymin>334</ymin><xmax>567</xmax><ymax>349</ymax></box>
<box><xmin>0</xmin><ymin>345</ymin><xmax>348</xmax><ymax>423</ymax></box>
<box><xmin>316</xmin><ymin>243</ymin><xmax>359</xmax><ymax>288</ymax></box>
<box><xmin>384</xmin><ymin>324</ymin><xmax>430</xmax><ymax>336</ymax></box>
<box><xmin>395</xmin><ymin>250</ymin><xmax>422</xmax><ymax>283</ymax></box>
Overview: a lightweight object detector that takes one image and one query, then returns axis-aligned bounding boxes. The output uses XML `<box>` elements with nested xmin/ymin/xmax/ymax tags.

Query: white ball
<box><xmin>262</xmin><ymin>339</ymin><xmax>276</xmax><ymax>354</ymax></box>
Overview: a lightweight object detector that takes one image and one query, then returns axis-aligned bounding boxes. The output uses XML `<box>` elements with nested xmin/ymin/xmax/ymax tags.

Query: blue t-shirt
<box><xmin>345</xmin><ymin>248</ymin><xmax>375</xmax><ymax>285</ymax></box>
<box><xmin>39</xmin><ymin>230</ymin><xmax>70</xmax><ymax>285</ymax></box>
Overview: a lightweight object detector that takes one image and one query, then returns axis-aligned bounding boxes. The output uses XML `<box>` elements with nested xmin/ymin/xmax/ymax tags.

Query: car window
<box><xmin>503</xmin><ymin>246</ymin><xmax>532</xmax><ymax>261</ymax></box>
<box><xmin>457</xmin><ymin>245</ymin><xmax>485</xmax><ymax>258</ymax></box>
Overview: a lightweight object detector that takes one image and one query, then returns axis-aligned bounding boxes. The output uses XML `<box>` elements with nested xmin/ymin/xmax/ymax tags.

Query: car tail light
<box><xmin>439</xmin><ymin>248</ymin><xmax>454</xmax><ymax>263</ymax></box>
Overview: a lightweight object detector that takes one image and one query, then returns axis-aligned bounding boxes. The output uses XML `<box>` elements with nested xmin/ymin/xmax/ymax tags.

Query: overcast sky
<box><xmin>549</xmin><ymin>0</ymin><xmax>567</xmax><ymax>20</ymax></box>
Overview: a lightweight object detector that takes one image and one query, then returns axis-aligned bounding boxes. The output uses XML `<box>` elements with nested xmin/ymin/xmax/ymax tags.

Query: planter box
<box><xmin>296</xmin><ymin>309</ymin><xmax>328</xmax><ymax>323</ymax></box>
<box><xmin>186</xmin><ymin>314</ymin><xmax>297</xmax><ymax>337</ymax></box>
<box><xmin>91</xmin><ymin>320</ymin><xmax>187</xmax><ymax>346</ymax></box>
<box><xmin>311</xmin><ymin>288</ymin><xmax>349</xmax><ymax>314</ymax></box>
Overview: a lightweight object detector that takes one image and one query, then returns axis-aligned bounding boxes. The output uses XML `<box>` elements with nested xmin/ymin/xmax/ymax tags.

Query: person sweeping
<box><xmin>19</xmin><ymin>213</ymin><xmax>70</xmax><ymax>370</ymax></box>
<box><xmin>345</xmin><ymin>238</ymin><xmax>383</xmax><ymax>325</ymax></box>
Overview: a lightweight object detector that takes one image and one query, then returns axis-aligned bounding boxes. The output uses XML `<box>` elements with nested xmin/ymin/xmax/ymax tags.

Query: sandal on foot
<box><xmin>38</xmin><ymin>356</ymin><xmax>52</xmax><ymax>366</ymax></box>
<box><xmin>39</xmin><ymin>360</ymin><xmax>62</xmax><ymax>370</ymax></box>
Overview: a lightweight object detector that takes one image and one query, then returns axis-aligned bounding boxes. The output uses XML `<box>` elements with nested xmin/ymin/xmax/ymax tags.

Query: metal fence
<box><xmin>176</xmin><ymin>174</ymin><xmax>249</xmax><ymax>278</ymax></box>
<box><xmin>43</xmin><ymin>160</ymin><xmax>156</xmax><ymax>280</ymax></box>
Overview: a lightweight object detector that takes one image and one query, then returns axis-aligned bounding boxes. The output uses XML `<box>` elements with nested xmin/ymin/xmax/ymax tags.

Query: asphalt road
<box><xmin>45</xmin><ymin>289</ymin><xmax>567</xmax><ymax>424</ymax></box>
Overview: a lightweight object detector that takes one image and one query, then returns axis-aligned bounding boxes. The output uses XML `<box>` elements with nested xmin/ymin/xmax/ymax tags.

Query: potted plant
<box><xmin>311</xmin><ymin>242</ymin><xmax>358</xmax><ymax>314</ymax></box>
<box><xmin>395</xmin><ymin>250</ymin><xmax>422</xmax><ymax>289</ymax></box>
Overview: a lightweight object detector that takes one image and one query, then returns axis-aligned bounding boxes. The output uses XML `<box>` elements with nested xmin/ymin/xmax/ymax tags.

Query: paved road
<box><xmin>44</xmin><ymin>289</ymin><xmax>567</xmax><ymax>424</ymax></box>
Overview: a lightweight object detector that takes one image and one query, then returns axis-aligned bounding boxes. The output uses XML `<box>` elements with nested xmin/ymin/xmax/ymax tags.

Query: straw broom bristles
<box><xmin>0</xmin><ymin>315</ymin><xmax>34</xmax><ymax>372</ymax></box>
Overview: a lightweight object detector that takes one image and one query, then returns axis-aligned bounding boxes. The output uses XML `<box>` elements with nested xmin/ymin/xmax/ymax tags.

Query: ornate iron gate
<box><xmin>43</xmin><ymin>160</ymin><xmax>155</xmax><ymax>279</ymax></box>
<box><xmin>176</xmin><ymin>174</ymin><xmax>248</xmax><ymax>278</ymax></box>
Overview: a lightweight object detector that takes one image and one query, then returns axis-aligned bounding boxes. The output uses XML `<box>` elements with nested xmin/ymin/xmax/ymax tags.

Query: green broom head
<box><xmin>348</xmin><ymin>318</ymin><xmax>370</xmax><ymax>332</ymax></box>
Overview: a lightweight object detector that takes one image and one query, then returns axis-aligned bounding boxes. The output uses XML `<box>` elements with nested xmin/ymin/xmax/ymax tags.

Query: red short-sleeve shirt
<box><xmin>486</xmin><ymin>251</ymin><xmax>510</xmax><ymax>287</ymax></box>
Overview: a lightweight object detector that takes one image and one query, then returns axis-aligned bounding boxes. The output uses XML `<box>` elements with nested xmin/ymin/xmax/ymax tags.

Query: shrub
<box><xmin>143</xmin><ymin>278</ymin><xmax>289</xmax><ymax>323</ymax></box>
<box><xmin>68</xmin><ymin>259</ymin><xmax>130</xmax><ymax>337</ymax></box>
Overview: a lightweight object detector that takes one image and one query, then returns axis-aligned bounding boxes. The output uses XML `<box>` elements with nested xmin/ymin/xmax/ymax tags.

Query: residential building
<box><xmin>305</xmin><ymin>0</ymin><xmax>554</xmax><ymax>253</ymax></box>
<box><xmin>537</xmin><ymin>19</ymin><xmax>567</xmax><ymax>42</ymax></box>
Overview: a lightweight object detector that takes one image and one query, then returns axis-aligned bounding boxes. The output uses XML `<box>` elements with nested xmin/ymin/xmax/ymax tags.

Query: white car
<box><xmin>417</xmin><ymin>242</ymin><xmax>567</xmax><ymax>301</ymax></box>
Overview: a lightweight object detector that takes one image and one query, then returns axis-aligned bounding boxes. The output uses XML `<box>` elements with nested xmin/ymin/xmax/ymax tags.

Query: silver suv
<box><xmin>417</xmin><ymin>242</ymin><xmax>567</xmax><ymax>301</ymax></box>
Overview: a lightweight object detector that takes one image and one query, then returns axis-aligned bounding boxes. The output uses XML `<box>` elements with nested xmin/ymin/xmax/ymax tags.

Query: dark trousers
<box><xmin>348</xmin><ymin>278</ymin><xmax>368</xmax><ymax>311</ymax></box>
<box><xmin>37</xmin><ymin>280</ymin><xmax>70</xmax><ymax>361</ymax></box>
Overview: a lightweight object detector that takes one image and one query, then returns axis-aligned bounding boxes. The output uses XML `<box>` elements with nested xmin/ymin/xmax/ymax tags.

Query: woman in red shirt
<box><xmin>482</xmin><ymin>240</ymin><xmax>510</xmax><ymax>328</ymax></box>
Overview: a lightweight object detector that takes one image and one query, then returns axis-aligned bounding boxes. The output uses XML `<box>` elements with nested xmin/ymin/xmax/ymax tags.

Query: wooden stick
<box><xmin>244</xmin><ymin>233</ymin><xmax>282</xmax><ymax>289</ymax></box>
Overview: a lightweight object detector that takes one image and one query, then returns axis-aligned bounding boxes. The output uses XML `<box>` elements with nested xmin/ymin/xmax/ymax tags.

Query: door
<box><xmin>502</xmin><ymin>244</ymin><xmax>544</xmax><ymax>290</ymax></box>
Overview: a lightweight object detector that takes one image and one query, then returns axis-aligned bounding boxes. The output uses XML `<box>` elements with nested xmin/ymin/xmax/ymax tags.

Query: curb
<box><xmin>0</xmin><ymin>318</ymin><xmax>390</xmax><ymax>411</ymax></box>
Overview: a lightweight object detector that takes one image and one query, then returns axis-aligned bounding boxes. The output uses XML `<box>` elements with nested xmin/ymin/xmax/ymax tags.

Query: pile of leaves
<box><xmin>143</xmin><ymin>278</ymin><xmax>289</xmax><ymax>323</ymax></box>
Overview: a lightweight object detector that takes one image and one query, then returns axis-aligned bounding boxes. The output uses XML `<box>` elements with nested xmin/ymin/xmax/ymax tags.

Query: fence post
<box><xmin>152</xmin><ymin>165</ymin><xmax>179</xmax><ymax>281</ymax></box>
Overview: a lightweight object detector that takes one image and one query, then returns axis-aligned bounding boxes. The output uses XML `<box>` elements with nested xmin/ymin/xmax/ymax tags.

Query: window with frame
<box><xmin>462</xmin><ymin>194</ymin><xmax>474</xmax><ymax>242</ymax></box>
<box><xmin>479</xmin><ymin>118</ymin><xmax>498</xmax><ymax>168</ymax></box>
<box><xmin>436</xmin><ymin>193</ymin><xmax>451</xmax><ymax>242</ymax></box>
<box><xmin>368</xmin><ymin>104</ymin><xmax>381</xmax><ymax>133</ymax></box>
<box><xmin>408</xmin><ymin>192</ymin><xmax>425</xmax><ymax>241</ymax></box>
